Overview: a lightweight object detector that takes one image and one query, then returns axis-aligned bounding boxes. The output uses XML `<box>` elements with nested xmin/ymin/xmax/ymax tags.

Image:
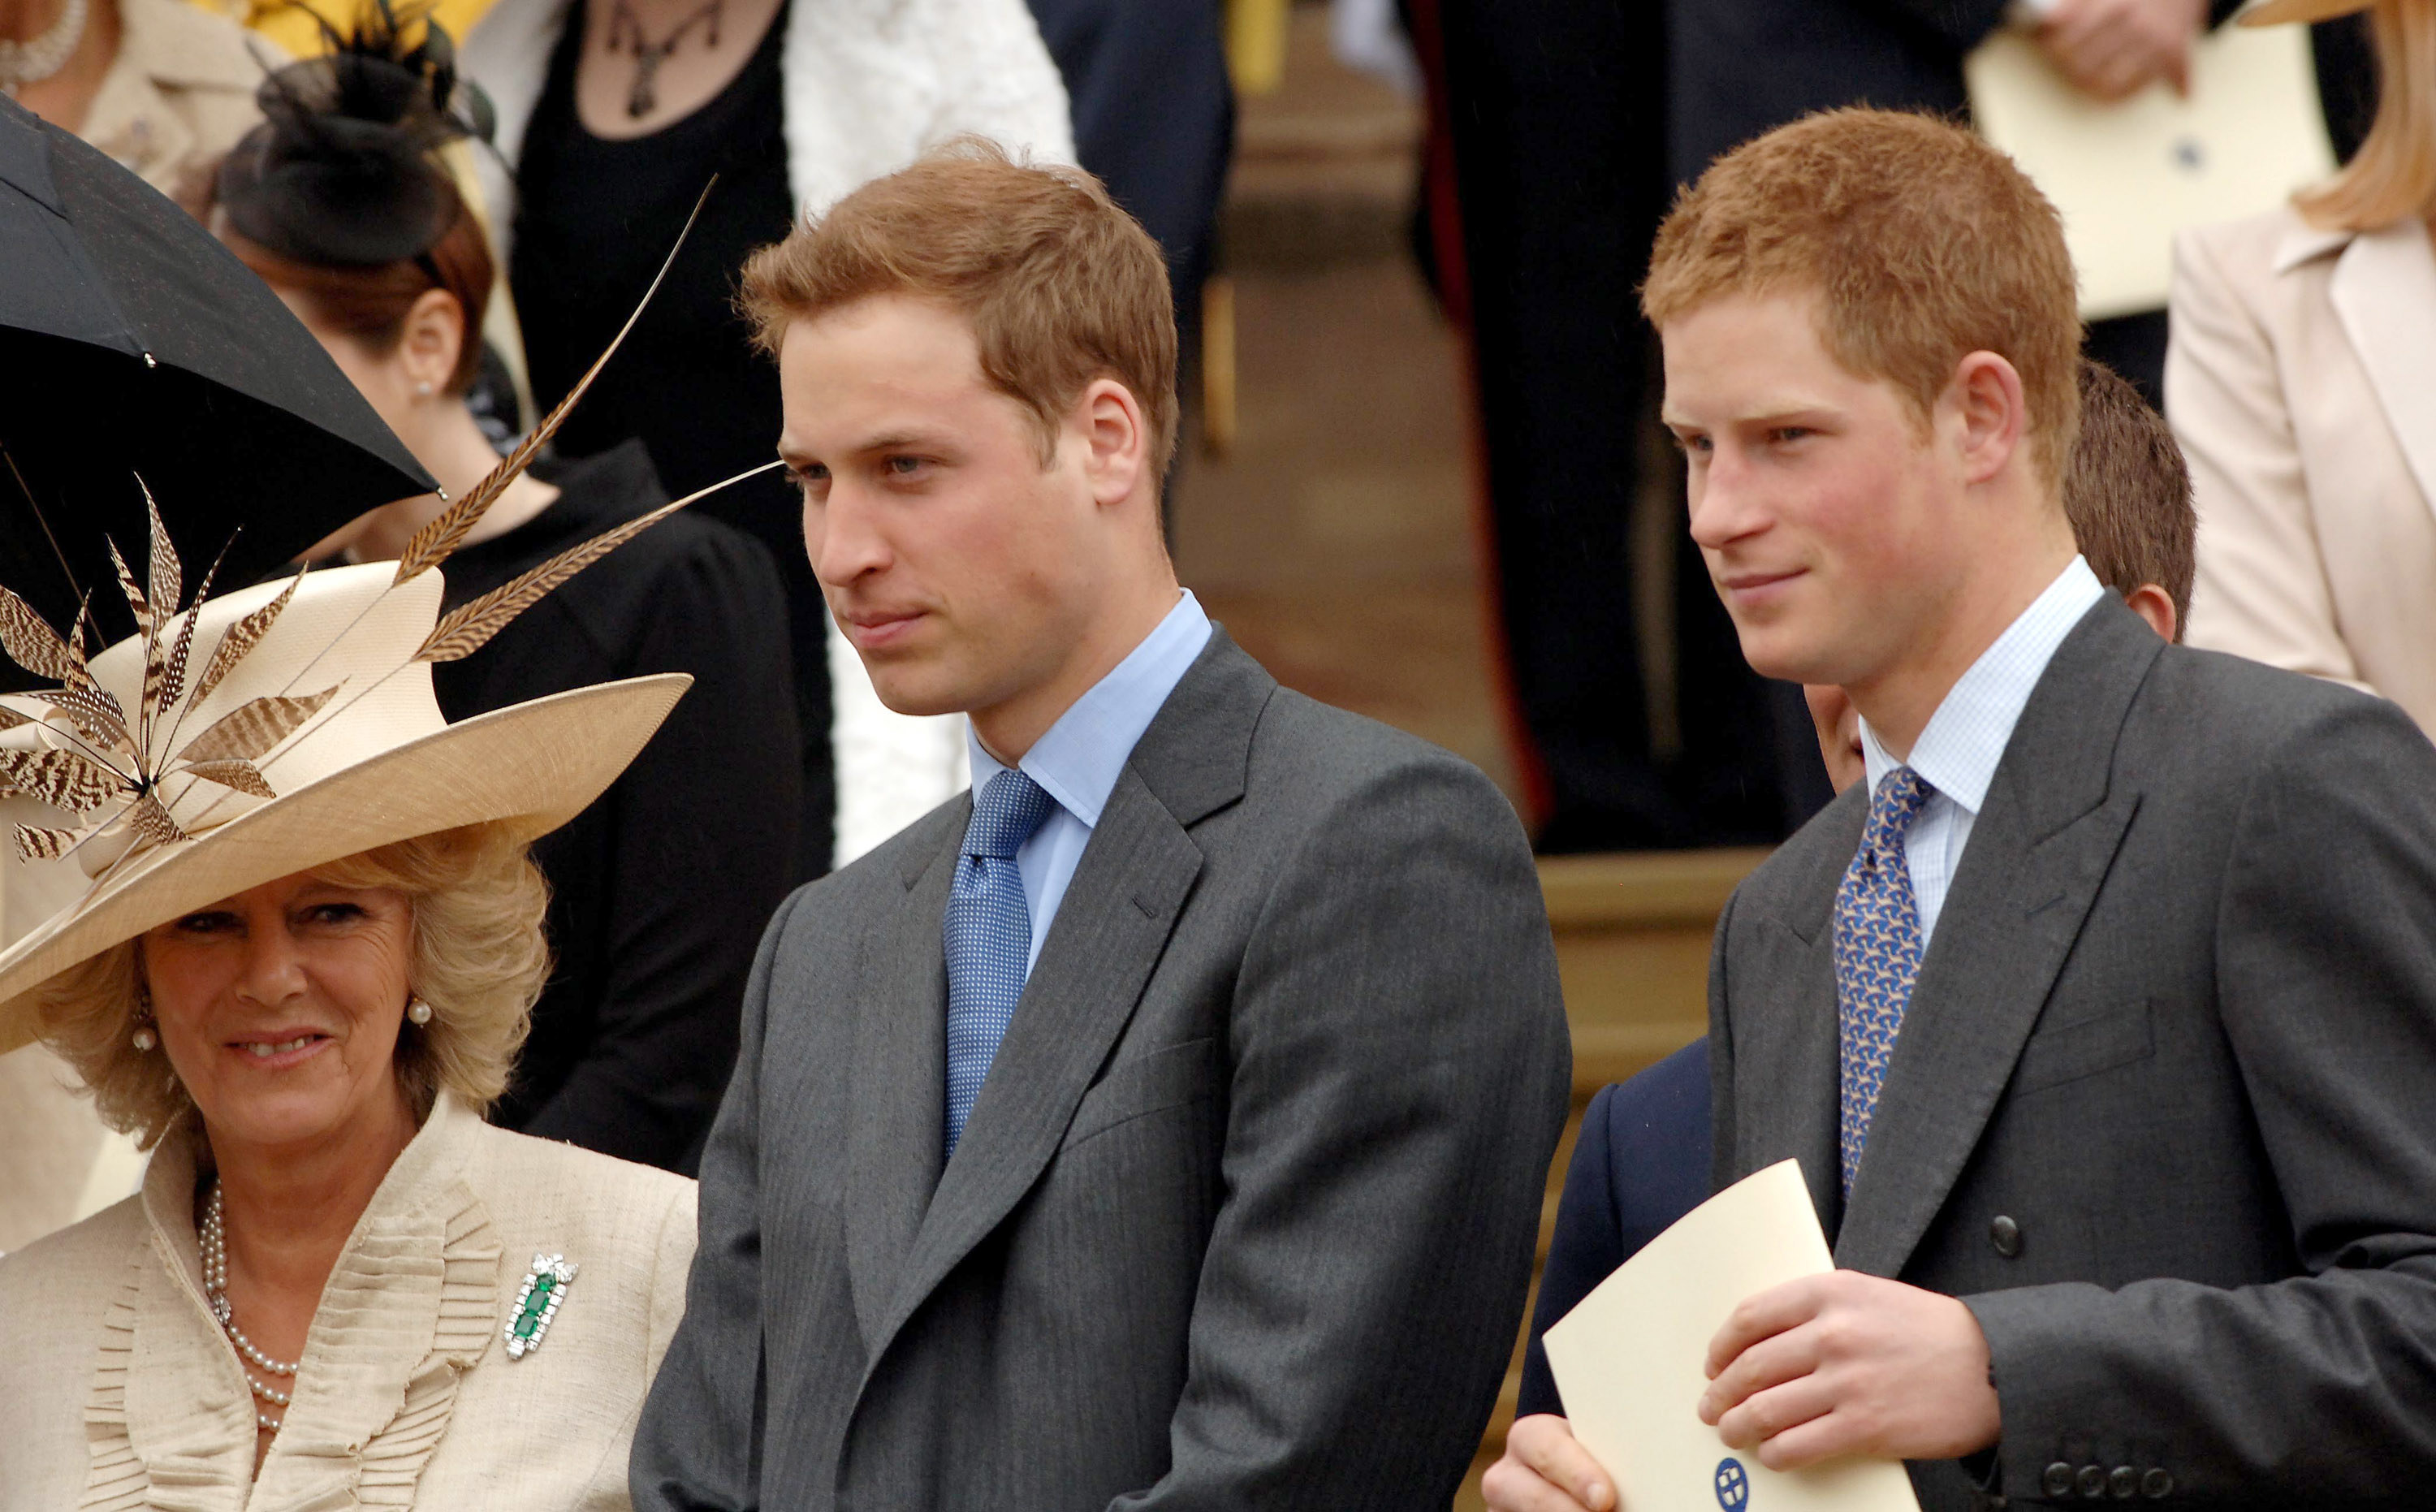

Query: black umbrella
<box><xmin>0</xmin><ymin>93</ymin><xmax>435</xmax><ymax>679</ymax></box>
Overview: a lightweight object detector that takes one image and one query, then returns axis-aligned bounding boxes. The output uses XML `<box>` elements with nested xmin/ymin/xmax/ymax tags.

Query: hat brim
<box><xmin>0</xmin><ymin>673</ymin><xmax>689</xmax><ymax>1055</ymax></box>
<box><xmin>2239</xmin><ymin>0</ymin><xmax>2372</xmax><ymax>26</ymax></box>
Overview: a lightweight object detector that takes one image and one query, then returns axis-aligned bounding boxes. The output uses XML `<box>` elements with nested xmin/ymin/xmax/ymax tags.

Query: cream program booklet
<box><xmin>1966</xmin><ymin>24</ymin><xmax>2334</xmax><ymax>319</ymax></box>
<box><xmin>1541</xmin><ymin>1160</ymin><xmax>1921</xmax><ymax>1512</ymax></box>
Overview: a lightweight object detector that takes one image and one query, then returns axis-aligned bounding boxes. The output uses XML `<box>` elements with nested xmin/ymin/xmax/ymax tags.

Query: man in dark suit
<box><xmin>630</xmin><ymin>144</ymin><xmax>1573</xmax><ymax>1511</ymax></box>
<box><xmin>1487</xmin><ymin>109</ymin><xmax>2436</xmax><ymax>1512</ymax></box>
<box><xmin>1021</xmin><ymin>0</ymin><xmax>1230</xmax><ymax>356</ymax></box>
<box><xmin>1670</xmin><ymin>0</ymin><xmax>2211</xmax><ymax>188</ymax></box>
<box><xmin>1419</xmin><ymin>0</ymin><xmax>1781</xmax><ymax>853</ymax></box>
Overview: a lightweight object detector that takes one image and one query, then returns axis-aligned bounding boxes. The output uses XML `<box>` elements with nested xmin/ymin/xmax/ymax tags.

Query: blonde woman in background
<box><xmin>2168</xmin><ymin>0</ymin><xmax>2436</xmax><ymax>734</ymax></box>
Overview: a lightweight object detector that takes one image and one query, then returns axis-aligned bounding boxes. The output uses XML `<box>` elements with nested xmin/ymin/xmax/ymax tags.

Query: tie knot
<box><xmin>1866</xmin><ymin>766</ymin><xmax>1933</xmax><ymax>844</ymax></box>
<box><xmin>964</xmin><ymin>770</ymin><xmax>1057</xmax><ymax>861</ymax></box>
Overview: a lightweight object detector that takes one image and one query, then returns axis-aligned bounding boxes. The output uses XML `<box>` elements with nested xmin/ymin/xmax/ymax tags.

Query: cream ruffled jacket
<box><xmin>0</xmin><ymin>1093</ymin><xmax>694</xmax><ymax>1510</ymax></box>
<box><xmin>77</xmin><ymin>0</ymin><xmax>283</xmax><ymax>210</ymax></box>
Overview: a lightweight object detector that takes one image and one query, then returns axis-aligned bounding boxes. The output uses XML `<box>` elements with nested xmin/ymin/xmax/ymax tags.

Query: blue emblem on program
<box><xmin>1715</xmin><ymin>1457</ymin><xmax>1751</xmax><ymax>1510</ymax></box>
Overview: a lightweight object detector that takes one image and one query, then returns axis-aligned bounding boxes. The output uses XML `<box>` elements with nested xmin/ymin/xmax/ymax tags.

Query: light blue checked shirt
<box><xmin>1858</xmin><ymin>557</ymin><xmax>2105</xmax><ymax>945</ymax></box>
<box><xmin>965</xmin><ymin>590</ymin><xmax>1213</xmax><ymax>974</ymax></box>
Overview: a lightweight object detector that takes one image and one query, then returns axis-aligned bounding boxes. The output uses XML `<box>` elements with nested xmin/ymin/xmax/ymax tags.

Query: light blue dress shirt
<box><xmin>965</xmin><ymin>590</ymin><xmax>1214</xmax><ymax>974</ymax></box>
<box><xmin>1858</xmin><ymin>557</ymin><xmax>2106</xmax><ymax>945</ymax></box>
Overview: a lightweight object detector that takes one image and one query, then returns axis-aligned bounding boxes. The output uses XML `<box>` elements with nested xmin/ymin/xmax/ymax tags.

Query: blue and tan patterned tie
<box><xmin>1832</xmin><ymin>766</ymin><xmax>1935</xmax><ymax>1194</ymax></box>
<box><xmin>943</xmin><ymin>769</ymin><xmax>1058</xmax><ymax>1159</ymax></box>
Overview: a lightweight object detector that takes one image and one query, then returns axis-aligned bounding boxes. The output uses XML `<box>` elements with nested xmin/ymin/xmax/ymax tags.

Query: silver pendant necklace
<box><xmin>201</xmin><ymin>1184</ymin><xmax>300</xmax><ymax>1433</ymax></box>
<box><xmin>0</xmin><ymin>0</ymin><xmax>89</xmax><ymax>94</ymax></box>
<box><xmin>603</xmin><ymin>0</ymin><xmax>723</xmax><ymax>119</ymax></box>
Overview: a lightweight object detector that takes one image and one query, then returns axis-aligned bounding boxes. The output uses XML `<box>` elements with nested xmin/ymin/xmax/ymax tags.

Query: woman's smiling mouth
<box><xmin>227</xmin><ymin>1033</ymin><xmax>334</xmax><ymax>1068</ymax></box>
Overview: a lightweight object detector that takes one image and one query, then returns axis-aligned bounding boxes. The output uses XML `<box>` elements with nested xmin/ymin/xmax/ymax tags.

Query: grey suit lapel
<box><xmin>1835</xmin><ymin>600</ymin><xmax>2161</xmax><ymax>1277</ymax></box>
<box><xmin>860</xmin><ymin>632</ymin><xmax>1272</xmax><ymax>1367</ymax></box>
<box><xmin>843</xmin><ymin>812</ymin><xmax>962</xmax><ymax>1348</ymax></box>
<box><xmin>1733</xmin><ymin>793</ymin><xmax>1858</xmax><ymax>1238</ymax></box>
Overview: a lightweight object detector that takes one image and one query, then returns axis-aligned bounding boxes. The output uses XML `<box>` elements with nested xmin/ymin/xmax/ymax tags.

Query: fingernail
<box><xmin>1588</xmin><ymin>1484</ymin><xmax>1611</xmax><ymax>1511</ymax></box>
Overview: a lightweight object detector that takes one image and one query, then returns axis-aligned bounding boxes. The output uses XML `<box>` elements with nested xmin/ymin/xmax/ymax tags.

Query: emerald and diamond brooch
<box><xmin>505</xmin><ymin>1252</ymin><xmax>579</xmax><ymax>1359</ymax></box>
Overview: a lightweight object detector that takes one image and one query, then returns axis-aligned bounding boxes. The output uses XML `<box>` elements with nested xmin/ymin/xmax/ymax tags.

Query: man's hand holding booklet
<box><xmin>1536</xmin><ymin>1161</ymin><xmax>1952</xmax><ymax>1512</ymax></box>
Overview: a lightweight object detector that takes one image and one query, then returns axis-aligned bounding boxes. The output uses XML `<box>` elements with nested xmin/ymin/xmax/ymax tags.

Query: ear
<box><xmin>2123</xmin><ymin>583</ymin><xmax>2179</xmax><ymax>643</ymax></box>
<box><xmin>398</xmin><ymin>287</ymin><xmax>468</xmax><ymax>398</ymax></box>
<box><xmin>1947</xmin><ymin>350</ymin><xmax>2028</xmax><ymax>487</ymax></box>
<box><xmin>1072</xmin><ymin>377</ymin><xmax>1150</xmax><ymax>509</ymax></box>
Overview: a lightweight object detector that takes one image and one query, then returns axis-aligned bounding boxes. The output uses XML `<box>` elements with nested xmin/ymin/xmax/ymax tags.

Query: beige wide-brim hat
<box><xmin>2239</xmin><ymin>0</ymin><xmax>2372</xmax><ymax>27</ymax></box>
<box><xmin>0</xmin><ymin>560</ymin><xmax>688</xmax><ymax>1054</ymax></box>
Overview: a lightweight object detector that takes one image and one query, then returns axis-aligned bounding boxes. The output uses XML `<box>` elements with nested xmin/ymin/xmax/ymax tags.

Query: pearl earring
<box><xmin>414</xmin><ymin>380</ymin><xmax>434</xmax><ymax>397</ymax></box>
<box><xmin>132</xmin><ymin>986</ymin><xmax>157</xmax><ymax>1052</ymax></box>
<box><xmin>407</xmin><ymin>998</ymin><xmax>434</xmax><ymax>1026</ymax></box>
<box><xmin>132</xmin><ymin>1022</ymin><xmax>157</xmax><ymax>1052</ymax></box>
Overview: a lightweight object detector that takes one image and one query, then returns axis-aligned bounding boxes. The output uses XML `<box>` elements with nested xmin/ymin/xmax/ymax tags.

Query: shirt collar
<box><xmin>965</xmin><ymin>590</ymin><xmax>1214</xmax><ymax>829</ymax></box>
<box><xmin>1859</xmin><ymin>557</ymin><xmax>2106</xmax><ymax>814</ymax></box>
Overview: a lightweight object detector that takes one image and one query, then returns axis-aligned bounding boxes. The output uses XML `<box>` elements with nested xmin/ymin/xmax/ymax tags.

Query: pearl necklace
<box><xmin>200</xmin><ymin>1184</ymin><xmax>298</xmax><ymax>1433</ymax></box>
<box><xmin>0</xmin><ymin>0</ymin><xmax>89</xmax><ymax>94</ymax></box>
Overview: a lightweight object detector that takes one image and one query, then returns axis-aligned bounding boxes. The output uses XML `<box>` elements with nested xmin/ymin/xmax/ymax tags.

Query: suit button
<box><xmin>2141</xmin><ymin>1468</ymin><xmax>2173</xmax><ymax>1499</ymax></box>
<box><xmin>2044</xmin><ymin>1462</ymin><xmax>2076</xmax><ymax>1498</ymax></box>
<box><xmin>2110</xmin><ymin>1467</ymin><xmax>2138</xmax><ymax>1499</ymax></box>
<box><xmin>1989</xmin><ymin>1215</ymin><xmax>2023</xmax><ymax>1258</ymax></box>
<box><xmin>2077</xmin><ymin>1464</ymin><xmax>2108</xmax><ymax>1498</ymax></box>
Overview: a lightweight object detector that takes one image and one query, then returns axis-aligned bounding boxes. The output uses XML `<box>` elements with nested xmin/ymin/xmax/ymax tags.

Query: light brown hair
<box><xmin>36</xmin><ymin>823</ymin><xmax>548</xmax><ymax>1150</ymax></box>
<box><xmin>2065</xmin><ymin>360</ymin><xmax>2195</xmax><ymax>639</ymax></box>
<box><xmin>2298</xmin><ymin>0</ymin><xmax>2436</xmax><ymax>231</ymax></box>
<box><xmin>739</xmin><ymin>136</ymin><xmax>1180</xmax><ymax>472</ymax></box>
<box><xmin>1643</xmin><ymin>108</ymin><xmax>2083</xmax><ymax>490</ymax></box>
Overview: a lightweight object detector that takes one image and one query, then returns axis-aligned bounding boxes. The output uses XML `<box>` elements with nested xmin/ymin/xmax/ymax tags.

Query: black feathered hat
<box><xmin>216</xmin><ymin>0</ymin><xmax>495</xmax><ymax>268</ymax></box>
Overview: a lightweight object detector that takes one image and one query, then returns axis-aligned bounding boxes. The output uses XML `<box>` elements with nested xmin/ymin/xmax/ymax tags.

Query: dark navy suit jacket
<box><xmin>1518</xmin><ymin>1038</ymin><xmax>1713</xmax><ymax>1417</ymax></box>
<box><xmin>1668</xmin><ymin>0</ymin><xmax>2261</xmax><ymax>188</ymax></box>
<box><xmin>1022</xmin><ymin>0</ymin><xmax>1231</xmax><ymax>336</ymax></box>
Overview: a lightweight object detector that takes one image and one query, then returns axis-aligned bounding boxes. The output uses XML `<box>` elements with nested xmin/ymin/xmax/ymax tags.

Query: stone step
<box><xmin>1224</xmin><ymin>6</ymin><xmax>1422</xmax><ymax>271</ymax></box>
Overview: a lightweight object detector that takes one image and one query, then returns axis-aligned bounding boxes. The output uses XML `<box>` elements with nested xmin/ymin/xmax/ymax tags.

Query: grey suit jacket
<box><xmin>633</xmin><ymin>630</ymin><xmax>1572</xmax><ymax>1510</ymax></box>
<box><xmin>1713</xmin><ymin>597</ymin><xmax>2436</xmax><ymax>1510</ymax></box>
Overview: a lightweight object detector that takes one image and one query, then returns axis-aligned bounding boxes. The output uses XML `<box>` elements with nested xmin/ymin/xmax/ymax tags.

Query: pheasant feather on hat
<box><xmin>0</xmin><ymin>6</ymin><xmax>766</xmax><ymax>1052</ymax></box>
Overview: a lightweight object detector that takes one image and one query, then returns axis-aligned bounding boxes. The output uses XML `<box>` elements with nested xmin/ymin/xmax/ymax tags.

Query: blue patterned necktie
<box><xmin>1832</xmin><ymin>766</ymin><xmax>1935</xmax><ymax>1194</ymax></box>
<box><xmin>943</xmin><ymin>769</ymin><xmax>1059</xmax><ymax>1159</ymax></box>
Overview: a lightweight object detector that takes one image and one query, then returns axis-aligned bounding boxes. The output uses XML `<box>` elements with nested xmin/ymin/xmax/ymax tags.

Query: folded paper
<box><xmin>1967</xmin><ymin>24</ymin><xmax>2334</xmax><ymax>319</ymax></box>
<box><xmin>1543</xmin><ymin>1159</ymin><xmax>1921</xmax><ymax>1512</ymax></box>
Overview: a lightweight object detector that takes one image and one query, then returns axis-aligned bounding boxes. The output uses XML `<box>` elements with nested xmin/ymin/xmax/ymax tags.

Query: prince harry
<box><xmin>1491</xmin><ymin>110</ymin><xmax>2436</xmax><ymax>1512</ymax></box>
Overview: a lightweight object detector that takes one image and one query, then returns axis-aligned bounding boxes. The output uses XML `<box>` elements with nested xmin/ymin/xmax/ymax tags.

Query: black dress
<box><xmin>431</xmin><ymin>442</ymin><xmax>802</xmax><ymax>1174</ymax></box>
<box><xmin>510</xmin><ymin>0</ymin><xmax>835</xmax><ymax>870</ymax></box>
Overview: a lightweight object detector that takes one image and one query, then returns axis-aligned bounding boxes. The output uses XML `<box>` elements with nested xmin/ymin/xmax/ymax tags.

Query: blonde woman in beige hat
<box><xmin>0</xmin><ymin>532</ymin><xmax>698</xmax><ymax>1508</ymax></box>
<box><xmin>0</xmin><ymin>318</ymin><xmax>720</xmax><ymax>1509</ymax></box>
<box><xmin>2166</xmin><ymin>0</ymin><xmax>2436</xmax><ymax>735</ymax></box>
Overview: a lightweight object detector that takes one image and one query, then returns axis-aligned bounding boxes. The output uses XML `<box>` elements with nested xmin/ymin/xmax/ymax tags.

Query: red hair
<box><xmin>221</xmin><ymin>186</ymin><xmax>494</xmax><ymax>396</ymax></box>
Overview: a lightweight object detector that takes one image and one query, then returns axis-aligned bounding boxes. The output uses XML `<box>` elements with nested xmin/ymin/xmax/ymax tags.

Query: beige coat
<box><xmin>2166</xmin><ymin>205</ymin><xmax>2436</xmax><ymax>737</ymax></box>
<box><xmin>77</xmin><ymin>0</ymin><xmax>282</xmax><ymax>208</ymax></box>
<box><xmin>0</xmin><ymin>1093</ymin><xmax>695</xmax><ymax>1510</ymax></box>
